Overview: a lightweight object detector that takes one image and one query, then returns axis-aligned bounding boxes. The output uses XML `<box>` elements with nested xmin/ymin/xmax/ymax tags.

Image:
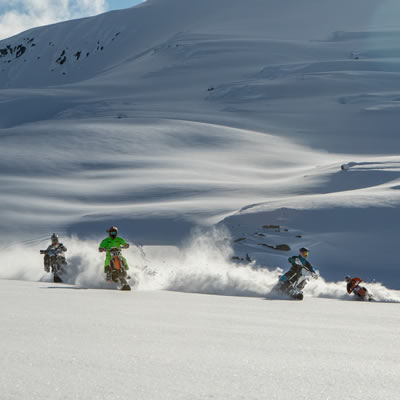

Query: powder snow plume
<box><xmin>1</xmin><ymin>228</ymin><xmax>399</xmax><ymax>303</ymax></box>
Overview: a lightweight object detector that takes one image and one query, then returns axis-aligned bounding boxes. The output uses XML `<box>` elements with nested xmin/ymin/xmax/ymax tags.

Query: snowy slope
<box><xmin>1</xmin><ymin>3</ymin><xmax>400</xmax><ymax>398</ymax></box>
<box><xmin>1</xmin><ymin>279</ymin><xmax>399</xmax><ymax>400</ymax></box>
<box><xmin>0</xmin><ymin>0</ymin><xmax>400</xmax><ymax>288</ymax></box>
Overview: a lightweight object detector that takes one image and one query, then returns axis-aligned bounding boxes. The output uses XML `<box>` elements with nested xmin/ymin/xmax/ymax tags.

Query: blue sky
<box><xmin>109</xmin><ymin>0</ymin><xmax>143</xmax><ymax>10</ymax></box>
<box><xmin>0</xmin><ymin>1</ymin><xmax>145</xmax><ymax>40</ymax></box>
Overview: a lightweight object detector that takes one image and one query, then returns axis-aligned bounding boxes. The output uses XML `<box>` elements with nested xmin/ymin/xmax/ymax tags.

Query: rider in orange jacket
<box><xmin>344</xmin><ymin>276</ymin><xmax>369</xmax><ymax>298</ymax></box>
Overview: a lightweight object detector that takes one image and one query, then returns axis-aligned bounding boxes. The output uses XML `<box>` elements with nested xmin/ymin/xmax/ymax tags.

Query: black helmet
<box><xmin>299</xmin><ymin>247</ymin><xmax>310</xmax><ymax>258</ymax></box>
<box><xmin>107</xmin><ymin>226</ymin><xmax>118</xmax><ymax>238</ymax></box>
<box><xmin>344</xmin><ymin>275</ymin><xmax>351</xmax><ymax>283</ymax></box>
<box><xmin>51</xmin><ymin>233</ymin><xmax>59</xmax><ymax>242</ymax></box>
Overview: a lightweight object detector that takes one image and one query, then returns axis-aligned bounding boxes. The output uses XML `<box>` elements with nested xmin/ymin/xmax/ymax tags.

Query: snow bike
<box><xmin>349</xmin><ymin>278</ymin><xmax>374</xmax><ymax>301</ymax></box>
<box><xmin>103</xmin><ymin>246</ymin><xmax>131</xmax><ymax>291</ymax></box>
<box><xmin>275</xmin><ymin>263</ymin><xmax>319</xmax><ymax>300</ymax></box>
<box><xmin>40</xmin><ymin>247</ymin><xmax>67</xmax><ymax>283</ymax></box>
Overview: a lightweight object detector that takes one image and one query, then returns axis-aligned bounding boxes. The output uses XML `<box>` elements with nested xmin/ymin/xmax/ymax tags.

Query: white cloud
<box><xmin>0</xmin><ymin>0</ymin><xmax>107</xmax><ymax>40</ymax></box>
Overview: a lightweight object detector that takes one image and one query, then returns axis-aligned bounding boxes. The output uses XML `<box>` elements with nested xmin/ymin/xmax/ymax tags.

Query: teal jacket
<box><xmin>288</xmin><ymin>255</ymin><xmax>315</xmax><ymax>274</ymax></box>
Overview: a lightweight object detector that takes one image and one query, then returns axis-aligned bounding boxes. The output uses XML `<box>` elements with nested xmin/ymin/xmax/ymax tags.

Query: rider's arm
<box><xmin>305</xmin><ymin>261</ymin><xmax>315</xmax><ymax>273</ymax></box>
<box><xmin>99</xmin><ymin>239</ymin><xmax>108</xmax><ymax>252</ymax></box>
<box><xmin>119</xmin><ymin>237</ymin><xmax>129</xmax><ymax>248</ymax></box>
<box><xmin>346</xmin><ymin>282</ymin><xmax>353</xmax><ymax>294</ymax></box>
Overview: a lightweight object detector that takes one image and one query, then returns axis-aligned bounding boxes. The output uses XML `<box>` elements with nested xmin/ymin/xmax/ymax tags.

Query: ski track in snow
<box><xmin>3</xmin><ymin>227</ymin><xmax>399</xmax><ymax>303</ymax></box>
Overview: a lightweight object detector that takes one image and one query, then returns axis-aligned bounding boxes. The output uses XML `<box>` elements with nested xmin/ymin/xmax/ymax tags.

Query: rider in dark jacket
<box><xmin>43</xmin><ymin>233</ymin><xmax>67</xmax><ymax>272</ymax></box>
<box><xmin>279</xmin><ymin>247</ymin><xmax>317</xmax><ymax>290</ymax></box>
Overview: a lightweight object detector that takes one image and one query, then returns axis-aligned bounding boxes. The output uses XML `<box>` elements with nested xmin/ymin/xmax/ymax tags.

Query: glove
<box><xmin>312</xmin><ymin>272</ymin><xmax>319</xmax><ymax>280</ymax></box>
<box><xmin>123</xmin><ymin>243</ymin><xmax>130</xmax><ymax>249</ymax></box>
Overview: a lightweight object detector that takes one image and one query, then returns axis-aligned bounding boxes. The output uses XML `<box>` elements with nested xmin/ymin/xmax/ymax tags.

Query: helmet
<box><xmin>299</xmin><ymin>247</ymin><xmax>310</xmax><ymax>257</ymax></box>
<box><xmin>344</xmin><ymin>275</ymin><xmax>351</xmax><ymax>283</ymax></box>
<box><xmin>107</xmin><ymin>226</ymin><xmax>118</xmax><ymax>238</ymax></box>
<box><xmin>51</xmin><ymin>233</ymin><xmax>59</xmax><ymax>243</ymax></box>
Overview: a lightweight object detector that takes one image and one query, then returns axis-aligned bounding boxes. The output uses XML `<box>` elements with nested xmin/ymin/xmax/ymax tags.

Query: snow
<box><xmin>1</xmin><ymin>279</ymin><xmax>399</xmax><ymax>400</ymax></box>
<box><xmin>1</xmin><ymin>1</ymin><xmax>400</xmax><ymax>397</ymax></box>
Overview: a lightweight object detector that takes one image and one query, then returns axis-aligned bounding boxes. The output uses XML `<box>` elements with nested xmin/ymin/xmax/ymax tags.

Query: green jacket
<box><xmin>99</xmin><ymin>236</ymin><xmax>129</xmax><ymax>271</ymax></box>
<box><xmin>99</xmin><ymin>236</ymin><xmax>128</xmax><ymax>252</ymax></box>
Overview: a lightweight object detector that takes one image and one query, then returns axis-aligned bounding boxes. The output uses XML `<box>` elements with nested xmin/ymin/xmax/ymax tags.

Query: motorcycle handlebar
<box><xmin>99</xmin><ymin>245</ymin><xmax>128</xmax><ymax>252</ymax></box>
<box><xmin>40</xmin><ymin>248</ymin><xmax>64</xmax><ymax>255</ymax></box>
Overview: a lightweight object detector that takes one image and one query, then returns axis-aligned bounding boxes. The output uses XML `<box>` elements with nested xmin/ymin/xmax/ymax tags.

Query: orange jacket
<box><xmin>347</xmin><ymin>277</ymin><xmax>363</xmax><ymax>294</ymax></box>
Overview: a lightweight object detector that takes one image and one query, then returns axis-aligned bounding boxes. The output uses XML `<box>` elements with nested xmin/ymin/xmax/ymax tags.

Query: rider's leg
<box><xmin>279</xmin><ymin>274</ymin><xmax>289</xmax><ymax>289</ymax></box>
<box><xmin>297</xmin><ymin>278</ymin><xmax>307</xmax><ymax>290</ymax></box>
<box><xmin>44</xmin><ymin>255</ymin><xmax>50</xmax><ymax>272</ymax></box>
<box><xmin>104</xmin><ymin>254</ymin><xmax>111</xmax><ymax>273</ymax></box>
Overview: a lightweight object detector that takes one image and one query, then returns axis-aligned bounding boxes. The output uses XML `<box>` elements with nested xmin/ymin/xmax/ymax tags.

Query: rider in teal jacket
<box><xmin>99</xmin><ymin>226</ymin><xmax>130</xmax><ymax>273</ymax></box>
<box><xmin>279</xmin><ymin>247</ymin><xmax>317</xmax><ymax>289</ymax></box>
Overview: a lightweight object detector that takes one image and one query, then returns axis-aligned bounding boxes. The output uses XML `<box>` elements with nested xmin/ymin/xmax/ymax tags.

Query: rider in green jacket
<box><xmin>99</xmin><ymin>226</ymin><xmax>130</xmax><ymax>280</ymax></box>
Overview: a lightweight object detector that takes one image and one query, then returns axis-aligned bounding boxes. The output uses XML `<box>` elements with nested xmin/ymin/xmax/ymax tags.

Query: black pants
<box><xmin>44</xmin><ymin>255</ymin><xmax>50</xmax><ymax>267</ymax></box>
<box><xmin>281</xmin><ymin>272</ymin><xmax>302</xmax><ymax>290</ymax></box>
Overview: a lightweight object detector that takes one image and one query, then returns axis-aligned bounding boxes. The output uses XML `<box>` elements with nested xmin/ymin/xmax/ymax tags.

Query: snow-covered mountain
<box><xmin>2</xmin><ymin>2</ymin><xmax>400</xmax><ymax>399</ymax></box>
<box><xmin>1</xmin><ymin>0</ymin><xmax>400</xmax><ymax>289</ymax></box>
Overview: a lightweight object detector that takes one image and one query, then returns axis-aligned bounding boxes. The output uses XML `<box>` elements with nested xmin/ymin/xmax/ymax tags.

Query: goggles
<box><xmin>301</xmin><ymin>251</ymin><xmax>309</xmax><ymax>257</ymax></box>
<box><xmin>109</xmin><ymin>231</ymin><xmax>117</xmax><ymax>237</ymax></box>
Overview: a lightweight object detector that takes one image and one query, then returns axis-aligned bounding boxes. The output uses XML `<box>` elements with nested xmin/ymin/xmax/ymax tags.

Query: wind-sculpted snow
<box><xmin>1</xmin><ymin>0</ymin><xmax>400</xmax><ymax>294</ymax></box>
<box><xmin>3</xmin><ymin>228</ymin><xmax>399</xmax><ymax>303</ymax></box>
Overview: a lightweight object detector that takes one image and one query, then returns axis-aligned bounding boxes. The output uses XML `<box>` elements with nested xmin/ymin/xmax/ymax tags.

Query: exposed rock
<box><xmin>56</xmin><ymin>50</ymin><xmax>67</xmax><ymax>65</ymax></box>
<box><xmin>275</xmin><ymin>244</ymin><xmax>290</xmax><ymax>251</ymax></box>
<box><xmin>15</xmin><ymin>45</ymin><xmax>26</xmax><ymax>58</ymax></box>
<box><xmin>259</xmin><ymin>243</ymin><xmax>291</xmax><ymax>251</ymax></box>
<box><xmin>116</xmin><ymin>113</ymin><xmax>128</xmax><ymax>119</ymax></box>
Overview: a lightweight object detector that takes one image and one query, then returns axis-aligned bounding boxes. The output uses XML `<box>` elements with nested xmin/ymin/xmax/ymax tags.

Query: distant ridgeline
<box><xmin>0</xmin><ymin>31</ymin><xmax>121</xmax><ymax>74</ymax></box>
